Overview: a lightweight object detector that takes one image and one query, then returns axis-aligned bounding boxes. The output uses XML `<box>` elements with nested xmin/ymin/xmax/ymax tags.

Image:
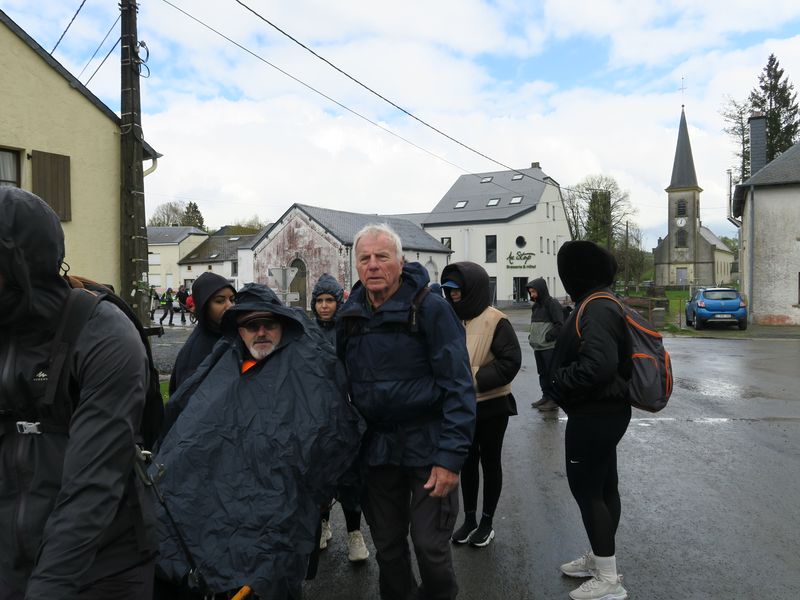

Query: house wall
<box><xmin>148</xmin><ymin>235</ymin><xmax>206</xmax><ymax>292</ymax></box>
<box><xmin>423</xmin><ymin>192</ymin><xmax>571</xmax><ymax>305</ymax></box>
<box><xmin>179</xmin><ymin>260</ymin><xmax>237</xmax><ymax>292</ymax></box>
<box><xmin>1</xmin><ymin>22</ymin><xmax>123</xmax><ymax>290</ymax></box>
<box><xmin>746</xmin><ymin>187</ymin><xmax>800</xmax><ymax>324</ymax></box>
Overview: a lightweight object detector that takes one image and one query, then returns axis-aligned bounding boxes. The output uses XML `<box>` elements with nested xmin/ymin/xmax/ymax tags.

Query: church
<box><xmin>653</xmin><ymin>108</ymin><xmax>734</xmax><ymax>287</ymax></box>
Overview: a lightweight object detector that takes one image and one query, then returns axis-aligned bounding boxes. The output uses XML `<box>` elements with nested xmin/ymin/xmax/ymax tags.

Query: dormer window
<box><xmin>228</xmin><ymin>237</ymin><xmax>240</xmax><ymax>241</ymax></box>
<box><xmin>487</xmin><ymin>198</ymin><xmax>500</xmax><ymax>207</ymax></box>
<box><xmin>510</xmin><ymin>196</ymin><xmax>523</xmax><ymax>204</ymax></box>
<box><xmin>209</xmin><ymin>253</ymin><xmax>219</xmax><ymax>259</ymax></box>
<box><xmin>480</xmin><ymin>176</ymin><xmax>493</xmax><ymax>183</ymax></box>
<box><xmin>455</xmin><ymin>201</ymin><xmax>468</xmax><ymax>209</ymax></box>
<box><xmin>511</xmin><ymin>173</ymin><xmax>523</xmax><ymax>181</ymax></box>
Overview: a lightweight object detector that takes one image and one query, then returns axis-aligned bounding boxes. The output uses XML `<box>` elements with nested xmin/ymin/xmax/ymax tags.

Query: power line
<box><xmin>51</xmin><ymin>0</ymin><xmax>88</xmax><ymax>54</ymax></box>
<box><xmin>77</xmin><ymin>14</ymin><xmax>121</xmax><ymax>79</ymax></box>
<box><xmin>85</xmin><ymin>37</ymin><xmax>120</xmax><ymax>85</ymax></box>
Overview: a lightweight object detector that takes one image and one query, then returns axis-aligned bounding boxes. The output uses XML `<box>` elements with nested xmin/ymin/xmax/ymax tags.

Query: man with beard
<box><xmin>154</xmin><ymin>283</ymin><xmax>362</xmax><ymax>600</ymax></box>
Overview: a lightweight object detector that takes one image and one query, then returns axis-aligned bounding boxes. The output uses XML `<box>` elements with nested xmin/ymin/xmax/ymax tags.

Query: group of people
<box><xmin>149</xmin><ymin>284</ymin><xmax>193</xmax><ymax>326</ymax></box>
<box><xmin>1</xmin><ymin>186</ymin><xmax>633</xmax><ymax>600</ymax></box>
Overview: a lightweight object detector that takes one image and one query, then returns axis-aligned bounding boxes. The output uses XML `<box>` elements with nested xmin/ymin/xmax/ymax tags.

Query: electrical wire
<box><xmin>85</xmin><ymin>37</ymin><xmax>121</xmax><ymax>85</ymax></box>
<box><xmin>51</xmin><ymin>0</ymin><xmax>88</xmax><ymax>54</ymax></box>
<box><xmin>77</xmin><ymin>14</ymin><xmax>121</xmax><ymax>79</ymax></box>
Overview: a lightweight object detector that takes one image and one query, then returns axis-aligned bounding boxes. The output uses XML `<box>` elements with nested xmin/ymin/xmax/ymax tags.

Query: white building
<box><xmin>415</xmin><ymin>162</ymin><xmax>572</xmax><ymax>306</ymax></box>
<box><xmin>147</xmin><ymin>226</ymin><xmax>207</xmax><ymax>292</ymax></box>
<box><xmin>178</xmin><ymin>228</ymin><xmax>261</xmax><ymax>291</ymax></box>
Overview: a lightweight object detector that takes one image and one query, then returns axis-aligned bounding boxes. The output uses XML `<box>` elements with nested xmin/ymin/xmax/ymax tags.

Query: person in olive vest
<box><xmin>441</xmin><ymin>262</ymin><xmax>521</xmax><ymax>548</ymax></box>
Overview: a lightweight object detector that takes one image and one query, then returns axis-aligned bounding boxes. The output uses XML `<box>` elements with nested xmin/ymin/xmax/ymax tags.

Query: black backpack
<box><xmin>39</xmin><ymin>276</ymin><xmax>164</xmax><ymax>449</ymax></box>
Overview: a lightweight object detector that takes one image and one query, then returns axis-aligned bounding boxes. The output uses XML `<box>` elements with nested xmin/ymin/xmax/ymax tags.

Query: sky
<box><xmin>4</xmin><ymin>0</ymin><xmax>800</xmax><ymax>249</ymax></box>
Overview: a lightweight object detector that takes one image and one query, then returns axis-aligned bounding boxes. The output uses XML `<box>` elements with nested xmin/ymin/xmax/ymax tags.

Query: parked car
<box><xmin>685</xmin><ymin>287</ymin><xmax>747</xmax><ymax>330</ymax></box>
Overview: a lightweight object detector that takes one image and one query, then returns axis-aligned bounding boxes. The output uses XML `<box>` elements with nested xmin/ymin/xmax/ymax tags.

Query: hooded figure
<box><xmin>0</xmin><ymin>188</ymin><xmax>155</xmax><ymax>597</ymax></box>
<box><xmin>168</xmin><ymin>272</ymin><xmax>236</xmax><ymax>395</ymax></box>
<box><xmin>310</xmin><ymin>273</ymin><xmax>343</xmax><ymax>345</ymax></box>
<box><xmin>549</xmin><ymin>241</ymin><xmax>632</xmax><ymax>600</ymax></box>
<box><xmin>525</xmin><ymin>276</ymin><xmax>565</xmax><ymax>411</ymax></box>
<box><xmin>440</xmin><ymin>261</ymin><xmax>521</xmax><ymax>548</ymax></box>
<box><xmin>153</xmin><ymin>283</ymin><xmax>362</xmax><ymax>599</ymax></box>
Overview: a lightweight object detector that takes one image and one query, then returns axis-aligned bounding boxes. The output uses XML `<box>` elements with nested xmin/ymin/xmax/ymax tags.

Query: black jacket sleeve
<box><xmin>544</xmin><ymin>298</ymin><xmax>565</xmax><ymax>341</ymax></box>
<box><xmin>25</xmin><ymin>303</ymin><xmax>148</xmax><ymax>598</ymax></box>
<box><xmin>475</xmin><ymin>318</ymin><xmax>522</xmax><ymax>393</ymax></box>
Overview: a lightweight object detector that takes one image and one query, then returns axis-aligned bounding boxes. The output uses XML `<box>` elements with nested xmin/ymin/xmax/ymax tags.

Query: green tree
<box><xmin>749</xmin><ymin>54</ymin><xmax>800</xmax><ymax>162</ymax></box>
<box><xmin>719</xmin><ymin>235</ymin><xmax>739</xmax><ymax>261</ymax></box>
<box><xmin>563</xmin><ymin>175</ymin><xmax>635</xmax><ymax>247</ymax></box>
<box><xmin>183</xmin><ymin>201</ymin><xmax>205</xmax><ymax>229</ymax></box>
<box><xmin>720</xmin><ymin>96</ymin><xmax>751</xmax><ymax>183</ymax></box>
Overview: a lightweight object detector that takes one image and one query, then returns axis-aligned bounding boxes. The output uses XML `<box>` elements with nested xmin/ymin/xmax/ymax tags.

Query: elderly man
<box><xmin>154</xmin><ymin>283</ymin><xmax>362</xmax><ymax>600</ymax></box>
<box><xmin>337</xmin><ymin>224</ymin><xmax>476</xmax><ymax>600</ymax></box>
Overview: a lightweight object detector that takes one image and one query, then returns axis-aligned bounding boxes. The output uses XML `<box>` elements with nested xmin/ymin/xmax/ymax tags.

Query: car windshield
<box><xmin>704</xmin><ymin>290</ymin><xmax>739</xmax><ymax>300</ymax></box>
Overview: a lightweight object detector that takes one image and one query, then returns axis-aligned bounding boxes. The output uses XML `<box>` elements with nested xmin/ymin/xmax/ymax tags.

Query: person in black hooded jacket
<box><xmin>0</xmin><ymin>188</ymin><xmax>155</xmax><ymax>599</ymax></box>
<box><xmin>549</xmin><ymin>241</ymin><xmax>631</xmax><ymax>600</ymax></box>
<box><xmin>168</xmin><ymin>272</ymin><xmax>235</xmax><ymax>395</ymax></box>
<box><xmin>441</xmin><ymin>262</ymin><xmax>521</xmax><ymax>549</ymax></box>
<box><xmin>526</xmin><ymin>277</ymin><xmax>564</xmax><ymax>411</ymax></box>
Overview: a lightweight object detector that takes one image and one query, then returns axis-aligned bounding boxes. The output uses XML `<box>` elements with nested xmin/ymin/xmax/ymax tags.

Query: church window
<box><xmin>675</xmin><ymin>229</ymin><xmax>688</xmax><ymax>248</ymax></box>
<box><xmin>676</xmin><ymin>200</ymin><xmax>687</xmax><ymax>217</ymax></box>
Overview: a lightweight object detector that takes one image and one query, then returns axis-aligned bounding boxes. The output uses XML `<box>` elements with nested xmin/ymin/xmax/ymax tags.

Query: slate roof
<box><xmin>732</xmin><ymin>140</ymin><xmax>800</xmax><ymax>217</ymax></box>
<box><xmin>422</xmin><ymin>166</ymin><xmax>555</xmax><ymax>226</ymax></box>
<box><xmin>666</xmin><ymin>108</ymin><xmax>700</xmax><ymax>191</ymax></box>
<box><xmin>699</xmin><ymin>226</ymin><xmax>733</xmax><ymax>253</ymax></box>
<box><xmin>179</xmin><ymin>232</ymin><xmax>260</xmax><ymax>264</ymax></box>
<box><xmin>0</xmin><ymin>9</ymin><xmax>160</xmax><ymax>160</ymax></box>
<box><xmin>147</xmin><ymin>226</ymin><xmax>207</xmax><ymax>245</ymax></box>
<box><xmin>255</xmin><ymin>204</ymin><xmax>450</xmax><ymax>253</ymax></box>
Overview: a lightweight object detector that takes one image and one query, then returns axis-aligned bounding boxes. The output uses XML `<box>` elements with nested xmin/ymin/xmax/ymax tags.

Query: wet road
<box><xmin>303</xmin><ymin>334</ymin><xmax>800</xmax><ymax>599</ymax></box>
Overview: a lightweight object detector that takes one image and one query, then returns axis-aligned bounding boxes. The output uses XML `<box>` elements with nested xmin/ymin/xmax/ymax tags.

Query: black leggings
<box><xmin>565</xmin><ymin>408</ymin><xmax>631</xmax><ymax>557</ymax></box>
<box><xmin>461</xmin><ymin>414</ymin><xmax>509</xmax><ymax>517</ymax></box>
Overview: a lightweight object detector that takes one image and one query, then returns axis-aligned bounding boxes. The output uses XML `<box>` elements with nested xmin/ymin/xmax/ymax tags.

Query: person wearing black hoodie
<box><xmin>441</xmin><ymin>262</ymin><xmax>521</xmax><ymax>549</ymax></box>
<box><xmin>525</xmin><ymin>277</ymin><xmax>564</xmax><ymax>411</ymax></box>
<box><xmin>550</xmin><ymin>241</ymin><xmax>631</xmax><ymax>600</ymax></box>
<box><xmin>310</xmin><ymin>274</ymin><xmax>369</xmax><ymax>563</ymax></box>
<box><xmin>0</xmin><ymin>188</ymin><xmax>155</xmax><ymax>599</ymax></box>
<box><xmin>168</xmin><ymin>272</ymin><xmax>235</xmax><ymax>396</ymax></box>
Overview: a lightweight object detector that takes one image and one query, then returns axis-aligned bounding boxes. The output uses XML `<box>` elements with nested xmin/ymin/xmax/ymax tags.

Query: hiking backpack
<box><xmin>41</xmin><ymin>276</ymin><xmax>164</xmax><ymax>449</ymax></box>
<box><xmin>575</xmin><ymin>292</ymin><xmax>673</xmax><ymax>413</ymax></box>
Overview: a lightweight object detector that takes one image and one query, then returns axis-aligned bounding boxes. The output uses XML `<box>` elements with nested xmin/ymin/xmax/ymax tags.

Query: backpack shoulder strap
<box><xmin>42</xmin><ymin>288</ymin><xmax>104</xmax><ymax>417</ymax></box>
<box><xmin>574</xmin><ymin>292</ymin><xmax>623</xmax><ymax>338</ymax></box>
<box><xmin>409</xmin><ymin>286</ymin><xmax>431</xmax><ymax>334</ymax></box>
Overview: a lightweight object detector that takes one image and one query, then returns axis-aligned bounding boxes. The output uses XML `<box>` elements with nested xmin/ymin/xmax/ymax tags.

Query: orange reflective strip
<box><xmin>241</xmin><ymin>359</ymin><xmax>258</xmax><ymax>374</ymax></box>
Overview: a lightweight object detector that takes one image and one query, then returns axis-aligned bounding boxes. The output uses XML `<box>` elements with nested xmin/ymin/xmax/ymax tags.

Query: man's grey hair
<box><xmin>353</xmin><ymin>223</ymin><xmax>403</xmax><ymax>259</ymax></box>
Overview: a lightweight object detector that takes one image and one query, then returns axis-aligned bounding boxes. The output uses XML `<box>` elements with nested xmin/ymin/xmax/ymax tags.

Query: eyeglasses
<box><xmin>239</xmin><ymin>319</ymin><xmax>280</xmax><ymax>333</ymax></box>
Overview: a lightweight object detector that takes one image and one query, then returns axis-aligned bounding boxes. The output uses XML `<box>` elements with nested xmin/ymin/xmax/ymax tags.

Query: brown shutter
<box><xmin>32</xmin><ymin>150</ymin><xmax>71</xmax><ymax>221</ymax></box>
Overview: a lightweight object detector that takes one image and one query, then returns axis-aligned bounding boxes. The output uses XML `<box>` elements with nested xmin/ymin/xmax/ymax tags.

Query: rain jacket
<box><xmin>310</xmin><ymin>273</ymin><xmax>344</xmax><ymax>345</ymax></box>
<box><xmin>526</xmin><ymin>277</ymin><xmax>564</xmax><ymax>350</ymax></box>
<box><xmin>0</xmin><ymin>188</ymin><xmax>154</xmax><ymax>598</ymax></box>
<box><xmin>441</xmin><ymin>262</ymin><xmax>520</xmax><ymax>420</ymax></box>
<box><xmin>336</xmin><ymin>262</ymin><xmax>476</xmax><ymax>472</ymax></box>
<box><xmin>154</xmin><ymin>283</ymin><xmax>362</xmax><ymax>599</ymax></box>
<box><xmin>550</xmin><ymin>241</ymin><xmax>632</xmax><ymax>416</ymax></box>
<box><xmin>168</xmin><ymin>272</ymin><xmax>235</xmax><ymax>395</ymax></box>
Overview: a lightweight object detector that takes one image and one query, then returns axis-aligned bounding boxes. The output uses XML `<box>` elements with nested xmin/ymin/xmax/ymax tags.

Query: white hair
<box><xmin>353</xmin><ymin>223</ymin><xmax>403</xmax><ymax>259</ymax></box>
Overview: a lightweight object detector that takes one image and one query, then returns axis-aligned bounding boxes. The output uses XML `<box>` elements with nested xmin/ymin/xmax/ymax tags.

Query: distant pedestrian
<box><xmin>149</xmin><ymin>285</ymin><xmax>160</xmax><ymax>321</ymax></box>
<box><xmin>526</xmin><ymin>278</ymin><xmax>564</xmax><ymax>411</ymax></box>
<box><xmin>160</xmin><ymin>287</ymin><xmax>174</xmax><ymax>326</ymax></box>
<box><xmin>175</xmin><ymin>284</ymin><xmax>189</xmax><ymax>325</ymax></box>
<box><xmin>550</xmin><ymin>241</ymin><xmax>632</xmax><ymax>600</ymax></box>
<box><xmin>442</xmin><ymin>262</ymin><xmax>521</xmax><ymax>549</ymax></box>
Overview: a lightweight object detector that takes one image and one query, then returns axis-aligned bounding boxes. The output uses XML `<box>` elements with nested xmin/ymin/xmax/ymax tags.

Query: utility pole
<box><xmin>624</xmin><ymin>220</ymin><xmax>629</xmax><ymax>295</ymax></box>
<box><xmin>119</xmin><ymin>0</ymin><xmax>148</xmax><ymax>322</ymax></box>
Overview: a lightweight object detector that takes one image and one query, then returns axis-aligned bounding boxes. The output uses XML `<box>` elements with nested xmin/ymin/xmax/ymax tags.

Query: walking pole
<box><xmin>231</xmin><ymin>585</ymin><xmax>252</xmax><ymax>599</ymax></box>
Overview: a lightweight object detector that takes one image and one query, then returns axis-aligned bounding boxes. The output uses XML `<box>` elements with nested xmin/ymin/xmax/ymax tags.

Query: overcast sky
<box><xmin>5</xmin><ymin>0</ymin><xmax>800</xmax><ymax>248</ymax></box>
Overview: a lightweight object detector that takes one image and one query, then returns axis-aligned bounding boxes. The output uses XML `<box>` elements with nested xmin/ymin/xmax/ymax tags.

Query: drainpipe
<box><xmin>747</xmin><ymin>186</ymin><xmax>755</xmax><ymax>322</ymax></box>
<box><xmin>347</xmin><ymin>245</ymin><xmax>353</xmax><ymax>289</ymax></box>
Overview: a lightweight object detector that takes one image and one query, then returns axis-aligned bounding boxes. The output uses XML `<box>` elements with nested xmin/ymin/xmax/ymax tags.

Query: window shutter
<box><xmin>32</xmin><ymin>150</ymin><xmax>71</xmax><ymax>221</ymax></box>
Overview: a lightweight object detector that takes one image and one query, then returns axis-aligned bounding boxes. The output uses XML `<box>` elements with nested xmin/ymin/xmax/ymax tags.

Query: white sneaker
<box><xmin>561</xmin><ymin>552</ymin><xmax>596</xmax><ymax>578</ymax></box>
<box><xmin>319</xmin><ymin>519</ymin><xmax>332</xmax><ymax>550</ymax></box>
<box><xmin>569</xmin><ymin>576</ymin><xmax>627</xmax><ymax>600</ymax></box>
<box><xmin>347</xmin><ymin>530</ymin><xmax>369</xmax><ymax>562</ymax></box>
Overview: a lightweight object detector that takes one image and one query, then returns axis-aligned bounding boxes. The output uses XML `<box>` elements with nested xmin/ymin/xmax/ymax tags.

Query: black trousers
<box><xmin>160</xmin><ymin>305</ymin><xmax>174</xmax><ymax>324</ymax></box>
<box><xmin>533</xmin><ymin>348</ymin><xmax>555</xmax><ymax>400</ymax></box>
<box><xmin>565</xmin><ymin>408</ymin><xmax>631</xmax><ymax>557</ymax></box>
<box><xmin>362</xmin><ymin>465</ymin><xmax>459</xmax><ymax>600</ymax></box>
<box><xmin>460</xmin><ymin>414</ymin><xmax>509</xmax><ymax>517</ymax></box>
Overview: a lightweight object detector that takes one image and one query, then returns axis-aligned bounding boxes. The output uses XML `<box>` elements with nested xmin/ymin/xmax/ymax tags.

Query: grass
<box><xmin>159</xmin><ymin>380</ymin><xmax>170</xmax><ymax>403</ymax></box>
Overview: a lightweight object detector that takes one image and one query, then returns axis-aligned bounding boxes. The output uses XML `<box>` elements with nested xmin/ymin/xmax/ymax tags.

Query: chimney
<box><xmin>531</xmin><ymin>161</ymin><xmax>540</xmax><ymax>169</ymax></box>
<box><xmin>749</xmin><ymin>112</ymin><xmax>767</xmax><ymax>175</ymax></box>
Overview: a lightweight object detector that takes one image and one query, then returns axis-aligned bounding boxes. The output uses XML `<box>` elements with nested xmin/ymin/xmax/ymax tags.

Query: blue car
<box><xmin>685</xmin><ymin>287</ymin><xmax>747</xmax><ymax>330</ymax></box>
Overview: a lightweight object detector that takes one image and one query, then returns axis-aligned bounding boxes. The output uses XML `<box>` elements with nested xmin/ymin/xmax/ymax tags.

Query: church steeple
<box><xmin>666</xmin><ymin>106</ymin><xmax>702</xmax><ymax>192</ymax></box>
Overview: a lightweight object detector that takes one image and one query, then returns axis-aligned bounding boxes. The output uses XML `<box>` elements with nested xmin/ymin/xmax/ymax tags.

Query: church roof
<box><xmin>666</xmin><ymin>107</ymin><xmax>701</xmax><ymax>192</ymax></box>
<box><xmin>699</xmin><ymin>226</ymin><xmax>733</xmax><ymax>254</ymax></box>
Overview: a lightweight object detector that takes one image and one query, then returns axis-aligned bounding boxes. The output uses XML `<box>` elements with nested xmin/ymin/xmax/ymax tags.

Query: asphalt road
<box><xmin>150</xmin><ymin>315</ymin><xmax>800</xmax><ymax>599</ymax></box>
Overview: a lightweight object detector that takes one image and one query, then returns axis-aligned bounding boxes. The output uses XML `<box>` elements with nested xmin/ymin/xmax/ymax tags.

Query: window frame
<box><xmin>485</xmin><ymin>234</ymin><xmax>497</xmax><ymax>263</ymax></box>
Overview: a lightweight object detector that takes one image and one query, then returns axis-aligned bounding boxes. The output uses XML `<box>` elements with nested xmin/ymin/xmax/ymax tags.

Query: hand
<box><xmin>423</xmin><ymin>465</ymin><xmax>459</xmax><ymax>497</ymax></box>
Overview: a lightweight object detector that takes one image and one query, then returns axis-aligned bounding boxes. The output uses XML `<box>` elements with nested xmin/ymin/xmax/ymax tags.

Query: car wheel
<box><xmin>738</xmin><ymin>319</ymin><xmax>748</xmax><ymax>330</ymax></box>
<box><xmin>686</xmin><ymin>312</ymin><xmax>693</xmax><ymax>326</ymax></box>
<box><xmin>694</xmin><ymin>317</ymin><xmax>704</xmax><ymax>330</ymax></box>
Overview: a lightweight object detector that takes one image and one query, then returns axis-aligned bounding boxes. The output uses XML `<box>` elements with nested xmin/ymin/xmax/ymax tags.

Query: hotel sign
<box><xmin>506</xmin><ymin>251</ymin><xmax>536</xmax><ymax>269</ymax></box>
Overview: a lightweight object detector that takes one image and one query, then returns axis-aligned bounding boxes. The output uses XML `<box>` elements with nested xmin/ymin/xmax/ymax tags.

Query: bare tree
<box><xmin>720</xmin><ymin>96</ymin><xmax>751</xmax><ymax>183</ymax></box>
<box><xmin>563</xmin><ymin>175</ymin><xmax>636</xmax><ymax>246</ymax></box>
<box><xmin>148</xmin><ymin>201</ymin><xmax>187</xmax><ymax>227</ymax></box>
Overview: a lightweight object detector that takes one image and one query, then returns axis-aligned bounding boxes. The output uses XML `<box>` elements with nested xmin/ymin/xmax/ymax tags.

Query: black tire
<box><xmin>738</xmin><ymin>319</ymin><xmax>748</xmax><ymax>330</ymax></box>
<box><xmin>694</xmin><ymin>317</ymin><xmax>704</xmax><ymax>330</ymax></box>
<box><xmin>686</xmin><ymin>311</ymin><xmax>693</xmax><ymax>326</ymax></box>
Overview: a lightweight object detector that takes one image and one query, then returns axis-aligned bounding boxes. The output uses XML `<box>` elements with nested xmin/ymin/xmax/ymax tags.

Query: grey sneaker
<box><xmin>561</xmin><ymin>552</ymin><xmax>596</xmax><ymax>577</ymax></box>
<box><xmin>569</xmin><ymin>576</ymin><xmax>627</xmax><ymax>600</ymax></box>
<box><xmin>347</xmin><ymin>530</ymin><xmax>369</xmax><ymax>562</ymax></box>
<box><xmin>319</xmin><ymin>519</ymin><xmax>332</xmax><ymax>550</ymax></box>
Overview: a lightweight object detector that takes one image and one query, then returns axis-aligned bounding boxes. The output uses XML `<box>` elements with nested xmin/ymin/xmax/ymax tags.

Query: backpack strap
<box><xmin>40</xmin><ymin>288</ymin><xmax>104</xmax><ymax>426</ymax></box>
<box><xmin>574</xmin><ymin>292</ymin><xmax>623</xmax><ymax>338</ymax></box>
<box><xmin>409</xmin><ymin>286</ymin><xmax>431</xmax><ymax>334</ymax></box>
